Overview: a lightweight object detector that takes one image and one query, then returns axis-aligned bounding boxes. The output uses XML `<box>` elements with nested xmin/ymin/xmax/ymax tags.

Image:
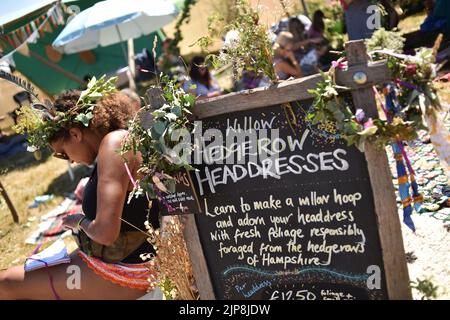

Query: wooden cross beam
<box><xmin>194</xmin><ymin>59</ymin><xmax>389</xmax><ymax>118</ymax></box>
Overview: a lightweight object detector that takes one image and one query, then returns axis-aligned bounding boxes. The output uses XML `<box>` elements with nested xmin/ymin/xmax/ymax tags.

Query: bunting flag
<box><xmin>383</xmin><ymin>84</ymin><xmax>422</xmax><ymax>232</ymax></box>
<box><xmin>0</xmin><ymin>3</ymin><xmax>65</xmax><ymax>52</ymax></box>
<box><xmin>16</xmin><ymin>42</ymin><xmax>30</xmax><ymax>57</ymax></box>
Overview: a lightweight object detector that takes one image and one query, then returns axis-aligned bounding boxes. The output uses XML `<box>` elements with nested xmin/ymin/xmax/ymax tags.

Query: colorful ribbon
<box><xmin>381</xmin><ymin>84</ymin><xmax>422</xmax><ymax>232</ymax></box>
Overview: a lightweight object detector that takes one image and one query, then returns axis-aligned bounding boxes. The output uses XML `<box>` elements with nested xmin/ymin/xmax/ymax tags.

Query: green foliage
<box><xmin>13</xmin><ymin>75</ymin><xmax>117</xmax><ymax>151</ymax></box>
<box><xmin>120</xmin><ymin>75</ymin><xmax>196</xmax><ymax>199</ymax></box>
<box><xmin>300</xmin><ymin>1</ymin><xmax>346</xmax><ymax>50</ymax></box>
<box><xmin>196</xmin><ymin>0</ymin><xmax>277</xmax><ymax>83</ymax></box>
<box><xmin>12</xmin><ymin>105</ymin><xmax>53</xmax><ymax>153</ymax></box>
<box><xmin>76</xmin><ymin>75</ymin><xmax>117</xmax><ymax>113</ymax></box>
<box><xmin>323</xmin><ymin>4</ymin><xmax>346</xmax><ymax>50</ymax></box>
<box><xmin>373</xmin><ymin>46</ymin><xmax>442</xmax><ymax>131</ymax></box>
<box><xmin>171</xmin><ymin>0</ymin><xmax>197</xmax><ymax>55</ymax></box>
<box><xmin>410</xmin><ymin>277</ymin><xmax>440</xmax><ymax>300</ymax></box>
<box><xmin>306</xmin><ymin>29</ymin><xmax>442</xmax><ymax>152</ymax></box>
<box><xmin>159</xmin><ymin>276</ymin><xmax>179</xmax><ymax>300</ymax></box>
<box><xmin>366</xmin><ymin>28</ymin><xmax>406</xmax><ymax>53</ymax></box>
<box><xmin>307</xmin><ymin>72</ymin><xmax>417</xmax><ymax>152</ymax></box>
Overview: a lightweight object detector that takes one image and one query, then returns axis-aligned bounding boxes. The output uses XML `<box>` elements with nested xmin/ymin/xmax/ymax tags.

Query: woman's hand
<box><xmin>62</xmin><ymin>214</ymin><xmax>85</xmax><ymax>230</ymax></box>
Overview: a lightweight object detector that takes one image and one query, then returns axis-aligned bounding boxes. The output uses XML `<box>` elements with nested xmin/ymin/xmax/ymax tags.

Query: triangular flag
<box><xmin>42</xmin><ymin>20</ymin><xmax>53</xmax><ymax>33</ymax></box>
<box><xmin>17</xmin><ymin>42</ymin><xmax>30</xmax><ymax>57</ymax></box>
<box><xmin>11</xmin><ymin>33</ymin><xmax>21</xmax><ymax>47</ymax></box>
<box><xmin>26</xmin><ymin>23</ymin><xmax>32</xmax><ymax>36</ymax></box>
<box><xmin>5</xmin><ymin>35</ymin><xmax>15</xmax><ymax>48</ymax></box>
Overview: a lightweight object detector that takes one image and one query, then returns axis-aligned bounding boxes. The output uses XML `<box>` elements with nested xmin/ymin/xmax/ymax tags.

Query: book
<box><xmin>24</xmin><ymin>239</ymin><xmax>71</xmax><ymax>272</ymax></box>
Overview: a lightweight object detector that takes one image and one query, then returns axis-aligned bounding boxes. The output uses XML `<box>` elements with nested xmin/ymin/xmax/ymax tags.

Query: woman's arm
<box><xmin>275</xmin><ymin>56</ymin><xmax>303</xmax><ymax>79</ymax></box>
<box><xmin>292</xmin><ymin>38</ymin><xmax>322</xmax><ymax>51</ymax></box>
<box><xmin>79</xmin><ymin>131</ymin><xmax>137</xmax><ymax>246</ymax></box>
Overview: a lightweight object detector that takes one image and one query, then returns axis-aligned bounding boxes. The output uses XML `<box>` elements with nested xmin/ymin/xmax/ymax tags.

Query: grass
<box><xmin>0</xmin><ymin>151</ymin><xmax>89</xmax><ymax>270</ymax></box>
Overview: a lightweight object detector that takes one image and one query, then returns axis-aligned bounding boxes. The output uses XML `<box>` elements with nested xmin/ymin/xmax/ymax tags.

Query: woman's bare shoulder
<box><xmin>100</xmin><ymin>130</ymin><xmax>128</xmax><ymax>150</ymax></box>
<box><xmin>98</xmin><ymin>130</ymin><xmax>139</xmax><ymax>170</ymax></box>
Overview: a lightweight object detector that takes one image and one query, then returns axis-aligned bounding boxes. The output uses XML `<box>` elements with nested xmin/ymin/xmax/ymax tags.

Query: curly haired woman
<box><xmin>0</xmin><ymin>78</ymin><xmax>160</xmax><ymax>300</ymax></box>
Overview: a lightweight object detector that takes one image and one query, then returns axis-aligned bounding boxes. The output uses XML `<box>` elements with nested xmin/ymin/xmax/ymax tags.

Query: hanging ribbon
<box><xmin>380</xmin><ymin>84</ymin><xmax>422</xmax><ymax>232</ymax></box>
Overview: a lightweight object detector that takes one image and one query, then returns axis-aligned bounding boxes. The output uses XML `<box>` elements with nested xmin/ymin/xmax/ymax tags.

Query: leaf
<box><xmin>406</xmin><ymin>89</ymin><xmax>420</xmax><ymax>107</ymax></box>
<box><xmin>357</xmin><ymin>126</ymin><xmax>378</xmax><ymax>137</ymax></box>
<box><xmin>75</xmin><ymin>112</ymin><xmax>93</xmax><ymax>127</ymax></box>
<box><xmin>152</xmin><ymin>110</ymin><xmax>166</xmax><ymax>118</ymax></box>
<box><xmin>171</xmin><ymin>105</ymin><xmax>182</xmax><ymax>117</ymax></box>
<box><xmin>88</xmin><ymin>92</ymin><xmax>103</xmax><ymax>100</ymax></box>
<box><xmin>153</xmin><ymin>120</ymin><xmax>167</xmax><ymax>135</ymax></box>
<box><xmin>166</xmin><ymin>179</ymin><xmax>176</xmax><ymax>193</ymax></box>
<box><xmin>417</xmin><ymin>94</ymin><xmax>428</xmax><ymax>115</ymax></box>
<box><xmin>166</xmin><ymin>113</ymin><xmax>178</xmax><ymax>121</ymax></box>
<box><xmin>184</xmin><ymin>94</ymin><xmax>195</xmax><ymax>107</ymax></box>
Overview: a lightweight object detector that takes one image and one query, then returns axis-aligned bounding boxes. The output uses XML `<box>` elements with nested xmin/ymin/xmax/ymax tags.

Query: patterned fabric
<box><xmin>391</xmin><ymin>142</ymin><xmax>421</xmax><ymax>232</ymax></box>
<box><xmin>78</xmin><ymin>251</ymin><xmax>158</xmax><ymax>291</ymax></box>
<box><xmin>340</xmin><ymin>0</ymin><xmax>353</xmax><ymax>10</ymax></box>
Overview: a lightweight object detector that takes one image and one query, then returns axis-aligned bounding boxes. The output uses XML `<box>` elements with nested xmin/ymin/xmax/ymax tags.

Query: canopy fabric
<box><xmin>53</xmin><ymin>0</ymin><xmax>178</xmax><ymax>54</ymax></box>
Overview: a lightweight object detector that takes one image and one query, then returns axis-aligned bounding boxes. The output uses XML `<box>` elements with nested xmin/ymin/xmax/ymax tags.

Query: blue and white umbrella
<box><xmin>53</xmin><ymin>0</ymin><xmax>179</xmax><ymax>54</ymax></box>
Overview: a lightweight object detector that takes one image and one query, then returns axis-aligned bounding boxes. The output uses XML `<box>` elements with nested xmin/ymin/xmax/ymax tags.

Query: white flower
<box><xmin>223</xmin><ymin>30</ymin><xmax>240</xmax><ymax>49</ymax></box>
<box><xmin>27</xmin><ymin>145</ymin><xmax>37</xmax><ymax>152</ymax></box>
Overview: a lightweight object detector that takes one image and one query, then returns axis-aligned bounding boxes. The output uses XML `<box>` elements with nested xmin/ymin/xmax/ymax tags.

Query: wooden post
<box><xmin>127</xmin><ymin>39</ymin><xmax>137</xmax><ymax>92</ymax></box>
<box><xmin>301</xmin><ymin>0</ymin><xmax>309</xmax><ymax>18</ymax></box>
<box><xmin>345</xmin><ymin>40</ymin><xmax>412</xmax><ymax>300</ymax></box>
<box><xmin>181</xmin><ymin>215</ymin><xmax>216</xmax><ymax>299</ymax></box>
<box><xmin>0</xmin><ymin>180</ymin><xmax>19</xmax><ymax>223</ymax></box>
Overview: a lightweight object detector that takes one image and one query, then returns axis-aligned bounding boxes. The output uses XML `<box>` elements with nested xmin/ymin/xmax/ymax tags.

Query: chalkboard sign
<box><xmin>152</xmin><ymin>40</ymin><xmax>411</xmax><ymax>300</ymax></box>
<box><xmin>163</xmin><ymin>170</ymin><xmax>200</xmax><ymax>214</ymax></box>
<box><xmin>169</xmin><ymin>100</ymin><xmax>388</xmax><ymax>299</ymax></box>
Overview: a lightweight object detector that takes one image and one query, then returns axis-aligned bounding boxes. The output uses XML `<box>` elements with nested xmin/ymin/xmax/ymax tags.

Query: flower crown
<box><xmin>14</xmin><ymin>75</ymin><xmax>117</xmax><ymax>153</ymax></box>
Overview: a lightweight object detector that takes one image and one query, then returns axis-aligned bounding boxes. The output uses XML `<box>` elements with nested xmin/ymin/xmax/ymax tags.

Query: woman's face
<box><xmin>50</xmin><ymin>128</ymin><xmax>96</xmax><ymax>165</ymax></box>
<box><xmin>198</xmin><ymin>65</ymin><xmax>207</xmax><ymax>76</ymax></box>
<box><xmin>281</xmin><ymin>43</ymin><xmax>293</xmax><ymax>56</ymax></box>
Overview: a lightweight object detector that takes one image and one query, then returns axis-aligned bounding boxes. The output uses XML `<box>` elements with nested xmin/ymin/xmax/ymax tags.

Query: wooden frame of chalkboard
<box><xmin>150</xmin><ymin>40</ymin><xmax>412</xmax><ymax>300</ymax></box>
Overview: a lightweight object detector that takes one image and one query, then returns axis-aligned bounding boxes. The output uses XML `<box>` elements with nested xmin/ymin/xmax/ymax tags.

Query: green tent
<box><xmin>2</xmin><ymin>0</ymin><xmax>165</xmax><ymax>96</ymax></box>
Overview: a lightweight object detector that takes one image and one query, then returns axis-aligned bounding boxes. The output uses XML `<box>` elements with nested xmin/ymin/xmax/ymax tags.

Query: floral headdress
<box><xmin>13</xmin><ymin>75</ymin><xmax>117</xmax><ymax>152</ymax></box>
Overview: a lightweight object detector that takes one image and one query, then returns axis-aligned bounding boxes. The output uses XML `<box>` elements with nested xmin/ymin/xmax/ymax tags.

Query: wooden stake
<box><xmin>0</xmin><ymin>180</ymin><xmax>19</xmax><ymax>223</ymax></box>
